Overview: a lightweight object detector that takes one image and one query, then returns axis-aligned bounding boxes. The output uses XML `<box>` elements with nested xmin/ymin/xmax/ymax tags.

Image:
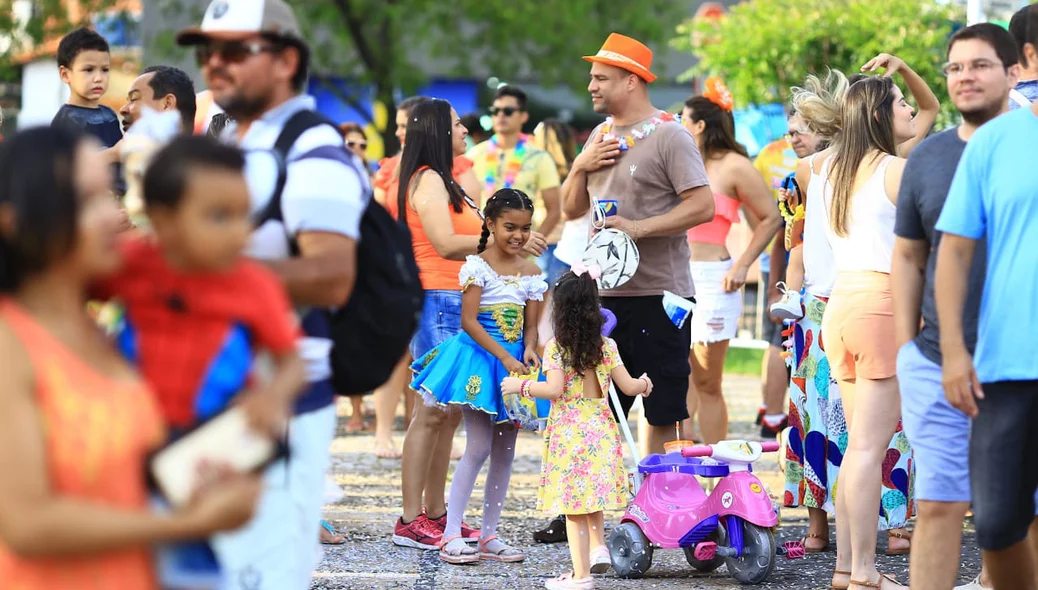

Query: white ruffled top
<box><xmin>459</xmin><ymin>255</ymin><xmax>548</xmax><ymax>307</ymax></box>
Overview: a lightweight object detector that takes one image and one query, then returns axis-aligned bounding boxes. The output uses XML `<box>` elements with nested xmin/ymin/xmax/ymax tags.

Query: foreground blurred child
<box><xmin>92</xmin><ymin>135</ymin><xmax>305</xmax><ymax>587</ymax></box>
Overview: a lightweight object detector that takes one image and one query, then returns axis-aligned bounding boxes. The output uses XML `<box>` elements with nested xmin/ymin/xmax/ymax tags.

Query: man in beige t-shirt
<box><xmin>562</xmin><ymin>33</ymin><xmax>714</xmax><ymax>455</ymax></box>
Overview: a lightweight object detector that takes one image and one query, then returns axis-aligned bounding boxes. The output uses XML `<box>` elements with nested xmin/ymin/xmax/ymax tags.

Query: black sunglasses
<box><xmin>347</xmin><ymin>141</ymin><xmax>368</xmax><ymax>150</ymax></box>
<box><xmin>196</xmin><ymin>41</ymin><xmax>279</xmax><ymax>65</ymax></box>
<box><xmin>489</xmin><ymin>106</ymin><xmax>521</xmax><ymax>117</ymax></box>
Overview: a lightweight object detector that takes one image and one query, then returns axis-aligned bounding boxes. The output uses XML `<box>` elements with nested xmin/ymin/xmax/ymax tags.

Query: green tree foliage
<box><xmin>2</xmin><ymin>0</ymin><xmax>680</xmax><ymax>148</ymax></box>
<box><xmin>672</xmin><ymin>0</ymin><xmax>964</xmax><ymax>126</ymax></box>
<box><xmin>293</xmin><ymin>0</ymin><xmax>679</xmax><ymax>150</ymax></box>
<box><xmin>0</xmin><ymin>0</ymin><xmax>123</xmax><ymax>81</ymax></box>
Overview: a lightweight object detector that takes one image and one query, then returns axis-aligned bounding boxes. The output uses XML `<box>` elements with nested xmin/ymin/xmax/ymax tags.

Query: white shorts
<box><xmin>688</xmin><ymin>259</ymin><xmax>743</xmax><ymax>345</ymax></box>
<box><xmin>211</xmin><ymin>402</ymin><xmax>337</xmax><ymax>590</ymax></box>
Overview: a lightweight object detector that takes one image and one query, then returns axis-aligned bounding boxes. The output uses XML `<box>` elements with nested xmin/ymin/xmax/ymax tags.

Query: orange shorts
<box><xmin>821</xmin><ymin>272</ymin><xmax>896</xmax><ymax>382</ymax></box>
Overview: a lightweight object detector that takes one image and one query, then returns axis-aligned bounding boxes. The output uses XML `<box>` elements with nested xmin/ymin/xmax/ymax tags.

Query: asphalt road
<box><xmin>315</xmin><ymin>376</ymin><xmax>982</xmax><ymax>589</ymax></box>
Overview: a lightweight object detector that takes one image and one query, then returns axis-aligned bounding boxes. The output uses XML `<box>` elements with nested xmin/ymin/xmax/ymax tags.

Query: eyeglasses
<box><xmin>196</xmin><ymin>41</ymin><xmax>279</xmax><ymax>65</ymax></box>
<box><xmin>784</xmin><ymin>129</ymin><xmax>811</xmax><ymax>141</ymax></box>
<box><xmin>942</xmin><ymin>59</ymin><xmax>1000</xmax><ymax>77</ymax></box>
<box><xmin>347</xmin><ymin>141</ymin><xmax>368</xmax><ymax>150</ymax></box>
<box><xmin>489</xmin><ymin>106</ymin><xmax>520</xmax><ymax>117</ymax></box>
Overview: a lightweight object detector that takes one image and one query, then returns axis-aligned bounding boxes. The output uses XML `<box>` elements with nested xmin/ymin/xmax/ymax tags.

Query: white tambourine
<box><xmin>583</xmin><ymin>228</ymin><xmax>640</xmax><ymax>290</ymax></box>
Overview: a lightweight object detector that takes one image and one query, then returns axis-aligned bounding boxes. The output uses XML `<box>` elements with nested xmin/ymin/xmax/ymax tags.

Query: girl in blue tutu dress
<box><xmin>410</xmin><ymin>188</ymin><xmax>548</xmax><ymax>565</ymax></box>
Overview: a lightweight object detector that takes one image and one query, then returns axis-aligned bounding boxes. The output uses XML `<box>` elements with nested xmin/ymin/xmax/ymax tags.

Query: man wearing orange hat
<box><xmin>562</xmin><ymin>33</ymin><xmax>715</xmax><ymax>455</ymax></box>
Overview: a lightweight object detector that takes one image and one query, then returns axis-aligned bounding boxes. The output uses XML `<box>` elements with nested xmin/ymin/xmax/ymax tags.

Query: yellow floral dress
<box><xmin>538</xmin><ymin>337</ymin><xmax>628</xmax><ymax>515</ymax></box>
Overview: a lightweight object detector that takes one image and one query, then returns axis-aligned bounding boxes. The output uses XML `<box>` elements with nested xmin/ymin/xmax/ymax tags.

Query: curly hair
<box><xmin>477</xmin><ymin>188</ymin><xmax>535</xmax><ymax>254</ymax></box>
<box><xmin>551</xmin><ymin>271</ymin><xmax>604</xmax><ymax>373</ymax></box>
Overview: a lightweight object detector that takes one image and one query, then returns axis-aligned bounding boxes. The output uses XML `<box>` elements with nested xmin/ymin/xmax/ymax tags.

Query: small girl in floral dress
<box><xmin>502</xmin><ymin>264</ymin><xmax>652</xmax><ymax>590</ymax></box>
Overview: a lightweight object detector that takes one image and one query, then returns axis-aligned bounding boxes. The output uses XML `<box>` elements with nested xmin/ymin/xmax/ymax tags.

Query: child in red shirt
<box><xmin>93</xmin><ymin>135</ymin><xmax>305</xmax><ymax>588</ymax></box>
<box><xmin>96</xmin><ymin>136</ymin><xmax>305</xmax><ymax>433</ymax></box>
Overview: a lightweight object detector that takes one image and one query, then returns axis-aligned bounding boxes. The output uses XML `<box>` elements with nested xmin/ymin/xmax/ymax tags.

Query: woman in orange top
<box><xmin>370</xmin><ymin>96</ymin><xmax>483</xmax><ymax>460</ymax></box>
<box><xmin>391</xmin><ymin>99</ymin><xmax>545</xmax><ymax>551</ymax></box>
<box><xmin>0</xmin><ymin>127</ymin><xmax>260</xmax><ymax>589</ymax></box>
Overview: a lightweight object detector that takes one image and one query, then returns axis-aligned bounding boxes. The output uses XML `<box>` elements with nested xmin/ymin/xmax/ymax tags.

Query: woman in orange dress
<box><xmin>0</xmin><ymin>126</ymin><xmax>260</xmax><ymax>589</ymax></box>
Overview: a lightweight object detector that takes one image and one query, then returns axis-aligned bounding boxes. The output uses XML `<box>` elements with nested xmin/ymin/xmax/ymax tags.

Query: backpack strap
<box><xmin>252</xmin><ymin>110</ymin><xmax>369</xmax><ymax>255</ymax></box>
<box><xmin>253</xmin><ymin>110</ymin><xmax>342</xmax><ymax>230</ymax></box>
<box><xmin>1010</xmin><ymin>88</ymin><xmax>1032</xmax><ymax>108</ymax></box>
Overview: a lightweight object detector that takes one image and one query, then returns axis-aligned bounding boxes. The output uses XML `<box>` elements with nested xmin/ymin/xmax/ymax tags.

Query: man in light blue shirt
<box><xmin>935</xmin><ymin>101</ymin><xmax>1038</xmax><ymax>590</ymax></box>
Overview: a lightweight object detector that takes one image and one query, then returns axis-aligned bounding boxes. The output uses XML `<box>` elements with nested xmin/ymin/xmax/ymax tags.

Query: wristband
<box><xmin>520</xmin><ymin>380</ymin><xmax>532</xmax><ymax>399</ymax></box>
<box><xmin>639</xmin><ymin>376</ymin><xmax>650</xmax><ymax>394</ymax></box>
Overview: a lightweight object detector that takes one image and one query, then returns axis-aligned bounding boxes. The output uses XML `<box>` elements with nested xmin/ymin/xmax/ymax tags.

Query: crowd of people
<box><xmin>0</xmin><ymin>0</ymin><xmax>1036</xmax><ymax>589</ymax></box>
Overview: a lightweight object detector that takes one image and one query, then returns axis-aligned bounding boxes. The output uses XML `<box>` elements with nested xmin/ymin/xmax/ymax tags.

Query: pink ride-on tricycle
<box><xmin>606</xmin><ymin>439</ymin><xmax>781</xmax><ymax>584</ymax></box>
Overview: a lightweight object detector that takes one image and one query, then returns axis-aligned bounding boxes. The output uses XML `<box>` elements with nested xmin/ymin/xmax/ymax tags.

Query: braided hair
<box><xmin>476</xmin><ymin>188</ymin><xmax>535</xmax><ymax>253</ymax></box>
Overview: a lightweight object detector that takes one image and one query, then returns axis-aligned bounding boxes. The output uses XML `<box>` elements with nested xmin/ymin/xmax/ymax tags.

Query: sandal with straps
<box><xmin>885</xmin><ymin>529</ymin><xmax>911</xmax><ymax>556</ymax></box>
<box><xmin>832</xmin><ymin>569</ymin><xmax>851</xmax><ymax>590</ymax></box>
<box><xmin>479</xmin><ymin>534</ymin><xmax>525</xmax><ymax>563</ymax></box>
<box><xmin>804</xmin><ymin>532</ymin><xmax>830</xmax><ymax>553</ymax></box>
<box><xmin>439</xmin><ymin>534</ymin><xmax>479</xmax><ymax>565</ymax></box>
<box><xmin>850</xmin><ymin>573</ymin><xmax>905</xmax><ymax>588</ymax></box>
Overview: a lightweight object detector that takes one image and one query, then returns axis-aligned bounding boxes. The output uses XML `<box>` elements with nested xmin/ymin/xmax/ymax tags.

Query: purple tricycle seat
<box><xmin>637</xmin><ymin>453</ymin><xmax>729</xmax><ymax>478</ymax></box>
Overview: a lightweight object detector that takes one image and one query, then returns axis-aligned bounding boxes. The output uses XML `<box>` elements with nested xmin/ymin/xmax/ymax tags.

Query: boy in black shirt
<box><xmin>51</xmin><ymin>28</ymin><xmax>123</xmax><ymax>176</ymax></box>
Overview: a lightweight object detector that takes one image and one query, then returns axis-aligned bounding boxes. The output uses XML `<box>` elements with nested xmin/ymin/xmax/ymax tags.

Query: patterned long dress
<box><xmin>783</xmin><ymin>292</ymin><xmax>914</xmax><ymax>529</ymax></box>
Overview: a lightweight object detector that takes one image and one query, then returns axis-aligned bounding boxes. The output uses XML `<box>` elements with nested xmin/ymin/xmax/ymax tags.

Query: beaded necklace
<box><xmin>484</xmin><ymin>133</ymin><xmax>528</xmax><ymax>194</ymax></box>
<box><xmin>601</xmin><ymin>111</ymin><xmax>680</xmax><ymax>151</ymax></box>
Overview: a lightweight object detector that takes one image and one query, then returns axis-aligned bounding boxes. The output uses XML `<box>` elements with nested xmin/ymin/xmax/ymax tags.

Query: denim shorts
<box><xmin>970</xmin><ymin>379</ymin><xmax>1038</xmax><ymax>551</ymax></box>
<box><xmin>536</xmin><ymin>244</ymin><xmax>570</xmax><ymax>287</ymax></box>
<box><xmin>409</xmin><ymin>290</ymin><xmax>463</xmax><ymax>359</ymax></box>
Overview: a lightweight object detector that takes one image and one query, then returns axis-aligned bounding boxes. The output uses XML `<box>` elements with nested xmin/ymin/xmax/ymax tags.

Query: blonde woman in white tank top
<box><xmin>819</xmin><ymin>72</ymin><xmax>934</xmax><ymax>590</ymax></box>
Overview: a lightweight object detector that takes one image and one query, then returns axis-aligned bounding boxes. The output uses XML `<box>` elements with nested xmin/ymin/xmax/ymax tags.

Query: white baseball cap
<box><xmin>176</xmin><ymin>0</ymin><xmax>304</xmax><ymax>47</ymax></box>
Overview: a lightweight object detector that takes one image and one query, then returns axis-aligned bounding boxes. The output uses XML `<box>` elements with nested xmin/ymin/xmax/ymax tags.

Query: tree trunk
<box><xmin>378</xmin><ymin>83</ymin><xmax>399</xmax><ymax>157</ymax></box>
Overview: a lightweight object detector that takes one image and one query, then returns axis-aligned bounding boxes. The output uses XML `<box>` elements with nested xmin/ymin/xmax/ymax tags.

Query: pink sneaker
<box><xmin>392</xmin><ymin>515</ymin><xmax>442</xmax><ymax>550</ymax></box>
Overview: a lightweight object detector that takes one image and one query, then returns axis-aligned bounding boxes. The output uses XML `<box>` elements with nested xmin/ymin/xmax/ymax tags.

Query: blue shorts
<box><xmin>536</xmin><ymin>244</ymin><xmax>570</xmax><ymax>287</ymax></box>
<box><xmin>410</xmin><ymin>290</ymin><xmax>463</xmax><ymax>359</ymax></box>
<box><xmin>898</xmin><ymin>341</ymin><xmax>1038</xmax><ymax>514</ymax></box>
<box><xmin>897</xmin><ymin>341</ymin><xmax>972</xmax><ymax>503</ymax></box>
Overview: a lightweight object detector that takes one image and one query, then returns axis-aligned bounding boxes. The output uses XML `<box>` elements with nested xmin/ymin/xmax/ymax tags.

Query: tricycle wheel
<box><xmin>683</xmin><ymin>523</ymin><xmax>726</xmax><ymax>572</ymax></box>
<box><xmin>725</xmin><ymin>521</ymin><xmax>776</xmax><ymax>584</ymax></box>
<box><xmin>607</xmin><ymin>522</ymin><xmax>654</xmax><ymax>578</ymax></box>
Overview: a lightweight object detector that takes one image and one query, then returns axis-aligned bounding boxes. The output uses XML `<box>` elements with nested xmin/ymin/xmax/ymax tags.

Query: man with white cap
<box><xmin>177</xmin><ymin>1</ymin><xmax>366</xmax><ymax>588</ymax></box>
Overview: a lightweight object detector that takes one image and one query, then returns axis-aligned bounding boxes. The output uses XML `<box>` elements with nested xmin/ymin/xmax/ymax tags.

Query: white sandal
<box><xmin>545</xmin><ymin>572</ymin><xmax>595</xmax><ymax>589</ymax></box>
<box><xmin>438</xmin><ymin>535</ymin><xmax>478</xmax><ymax>565</ymax></box>
<box><xmin>589</xmin><ymin>545</ymin><xmax>611</xmax><ymax>574</ymax></box>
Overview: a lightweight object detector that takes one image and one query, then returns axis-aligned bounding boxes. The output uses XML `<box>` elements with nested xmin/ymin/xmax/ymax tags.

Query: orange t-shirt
<box><xmin>0</xmin><ymin>299</ymin><xmax>164</xmax><ymax>589</ymax></box>
<box><xmin>382</xmin><ymin>158</ymin><xmax>482</xmax><ymax>291</ymax></box>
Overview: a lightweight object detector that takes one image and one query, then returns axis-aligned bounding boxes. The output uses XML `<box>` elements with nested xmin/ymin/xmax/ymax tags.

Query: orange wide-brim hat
<box><xmin>583</xmin><ymin>33</ymin><xmax>657</xmax><ymax>83</ymax></box>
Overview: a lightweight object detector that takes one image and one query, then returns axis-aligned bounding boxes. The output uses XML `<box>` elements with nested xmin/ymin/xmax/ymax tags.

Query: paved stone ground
<box><xmin>315</xmin><ymin>375</ymin><xmax>982</xmax><ymax>589</ymax></box>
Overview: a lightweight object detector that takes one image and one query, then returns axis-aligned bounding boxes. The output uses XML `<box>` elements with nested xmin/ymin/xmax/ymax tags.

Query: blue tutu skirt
<box><xmin>411</xmin><ymin>305</ymin><xmax>528</xmax><ymax>423</ymax></box>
